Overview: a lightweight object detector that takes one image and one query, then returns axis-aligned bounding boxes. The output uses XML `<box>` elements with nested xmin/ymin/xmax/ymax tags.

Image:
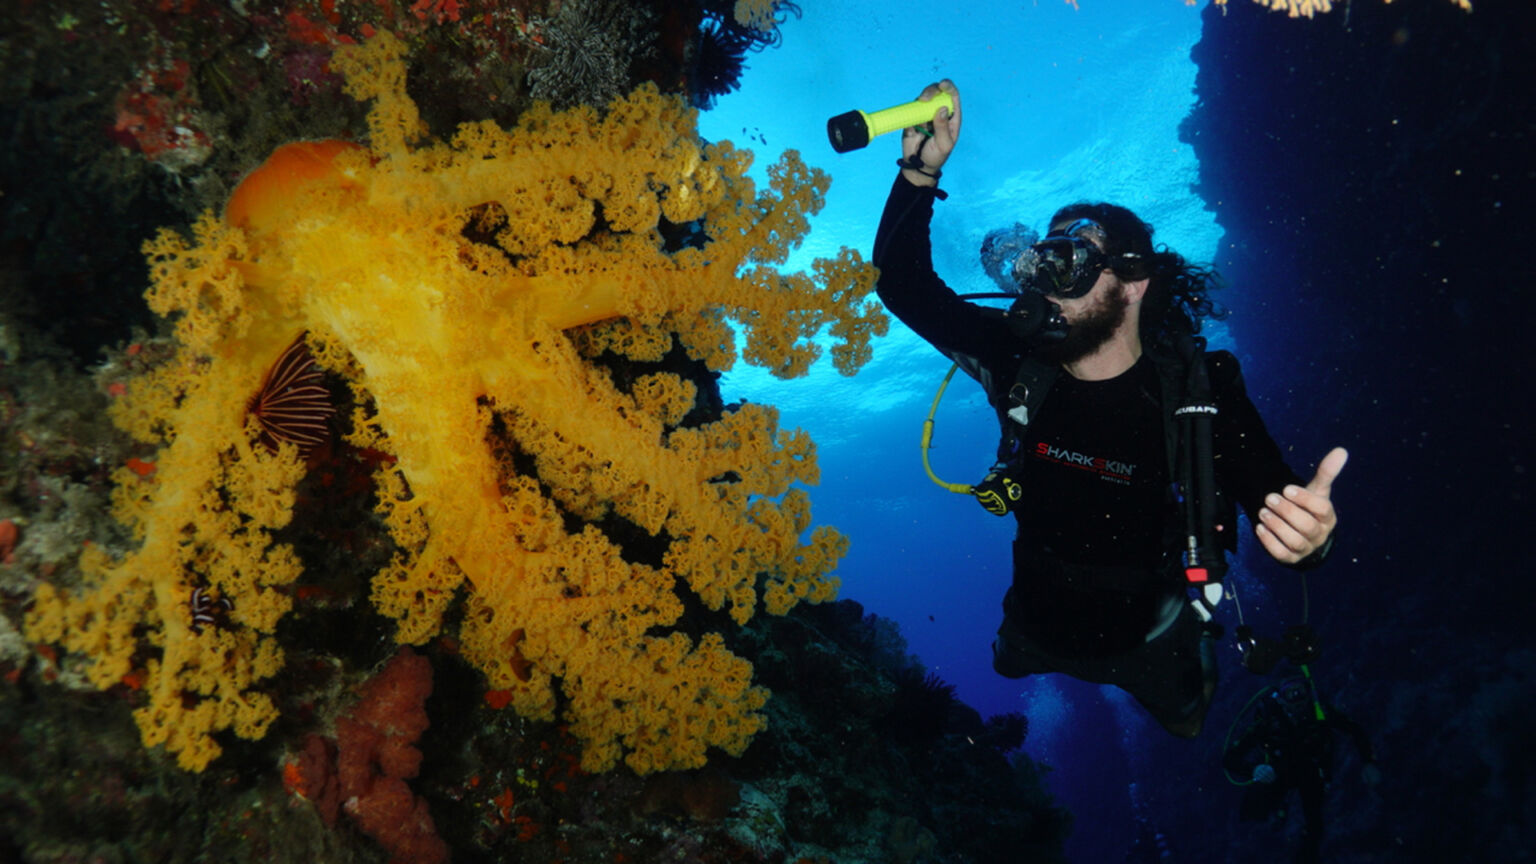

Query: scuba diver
<box><xmin>870</xmin><ymin>80</ymin><xmax>1348</xmax><ymax>738</ymax></box>
<box><xmin>1223</xmin><ymin>677</ymin><xmax>1379</xmax><ymax>863</ymax></box>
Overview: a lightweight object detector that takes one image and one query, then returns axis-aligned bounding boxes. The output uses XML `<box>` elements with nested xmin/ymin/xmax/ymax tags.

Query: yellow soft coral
<box><xmin>23</xmin><ymin>206</ymin><xmax>308</xmax><ymax>772</ymax></box>
<box><xmin>26</xmin><ymin>407</ymin><xmax>304</xmax><ymax>771</ymax></box>
<box><xmin>28</xmin><ymin>31</ymin><xmax>884</xmax><ymax>775</ymax></box>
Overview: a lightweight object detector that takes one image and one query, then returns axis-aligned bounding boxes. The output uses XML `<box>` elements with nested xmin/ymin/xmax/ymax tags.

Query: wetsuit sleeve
<box><xmin>1207</xmin><ymin>351</ymin><xmax>1333</xmax><ymax>568</ymax></box>
<box><xmin>872</xmin><ymin>174</ymin><xmax>1016</xmax><ymax>367</ymax></box>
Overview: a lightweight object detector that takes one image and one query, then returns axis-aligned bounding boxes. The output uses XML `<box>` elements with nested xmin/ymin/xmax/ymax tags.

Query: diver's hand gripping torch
<box><xmin>827</xmin><ymin>92</ymin><xmax>955</xmax><ymax>153</ymax></box>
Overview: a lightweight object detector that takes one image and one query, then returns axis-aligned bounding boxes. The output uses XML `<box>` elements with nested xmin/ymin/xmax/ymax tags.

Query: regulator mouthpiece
<box><xmin>827</xmin><ymin>91</ymin><xmax>954</xmax><ymax>153</ymax></box>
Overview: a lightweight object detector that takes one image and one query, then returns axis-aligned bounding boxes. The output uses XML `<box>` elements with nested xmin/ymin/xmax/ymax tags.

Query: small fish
<box><xmin>189</xmin><ymin>586</ymin><xmax>234</xmax><ymax>634</ymax></box>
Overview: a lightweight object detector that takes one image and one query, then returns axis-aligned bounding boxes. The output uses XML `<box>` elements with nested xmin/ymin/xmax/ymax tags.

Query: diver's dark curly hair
<box><xmin>1049</xmin><ymin>202</ymin><xmax>1227</xmax><ymax>345</ymax></box>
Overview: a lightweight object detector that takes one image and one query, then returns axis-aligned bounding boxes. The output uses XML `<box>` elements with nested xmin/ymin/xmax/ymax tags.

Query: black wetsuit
<box><xmin>873</xmin><ymin>174</ymin><xmax>1317</xmax><ymax>726</ymax></box>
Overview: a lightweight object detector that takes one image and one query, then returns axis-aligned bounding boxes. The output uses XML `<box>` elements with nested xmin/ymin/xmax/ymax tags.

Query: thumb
<box><xmin>1307</xmin><ymin>447</ymin><xmax>1349</xmax><ymax>497</ymax></box>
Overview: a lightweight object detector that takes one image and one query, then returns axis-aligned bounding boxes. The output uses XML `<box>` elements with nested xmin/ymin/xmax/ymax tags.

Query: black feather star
<box><xmin>688</xmin><ymin>1</ymin><xmax>801</xmax><ymax>110</ymax></box>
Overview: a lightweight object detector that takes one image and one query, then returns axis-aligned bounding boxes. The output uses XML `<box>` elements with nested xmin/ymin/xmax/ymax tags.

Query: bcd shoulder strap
<box><xmin>1158</xmin><ymin>332</ymin><xmax>1234</xmax><ymax>618</ymax></box>
<box><xmin>997</xmin><ymin>357</ymin><xmax>1058</xmax><ymax>463</ymax></box>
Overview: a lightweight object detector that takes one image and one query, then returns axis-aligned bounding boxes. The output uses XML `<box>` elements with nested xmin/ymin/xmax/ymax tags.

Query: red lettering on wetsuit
<box><xmin>1035</xmin><ymin>441</ymin><xmax>1136</xmax><ymax>483</ymax></box>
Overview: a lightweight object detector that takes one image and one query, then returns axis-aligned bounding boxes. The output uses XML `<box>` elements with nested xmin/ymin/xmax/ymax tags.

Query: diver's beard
<box><xmin>1034</xmin><ymin>283</ymin><xmax>1129</xmax><ymax>365</ymax></box>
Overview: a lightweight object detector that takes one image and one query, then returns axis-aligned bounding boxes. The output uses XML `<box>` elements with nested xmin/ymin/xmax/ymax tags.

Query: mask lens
<box><xmin>1012</xmin><ymin>236</ymin><xmax>1101</xmax><ymax>299</ymax></box>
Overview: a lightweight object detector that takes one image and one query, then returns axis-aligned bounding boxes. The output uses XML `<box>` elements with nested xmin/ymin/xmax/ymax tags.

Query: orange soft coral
<box><xmin>28</xmin><ymin>30</ymin><xmax>884</xmax><ymax>775</ymax></box>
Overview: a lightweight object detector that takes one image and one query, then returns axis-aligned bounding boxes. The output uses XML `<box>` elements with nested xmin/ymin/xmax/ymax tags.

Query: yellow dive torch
<box><xmin>827</xmin><ymin>91</ymin><xmax>955</xmax><ymax>154</ymax></box>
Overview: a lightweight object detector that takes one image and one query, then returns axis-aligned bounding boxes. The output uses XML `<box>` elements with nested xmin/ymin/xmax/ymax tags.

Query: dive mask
<box><xmin>1011</xmin><ymin>218</ymin><xmax>1137</xmax><ymax>299</ymax></box>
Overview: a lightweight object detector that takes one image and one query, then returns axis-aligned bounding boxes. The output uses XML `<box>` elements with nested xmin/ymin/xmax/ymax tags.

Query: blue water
<box><xmin>696</xmin><ymin>3</ymin><xmax>1227</xmax><ymax>857</ymax></box>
